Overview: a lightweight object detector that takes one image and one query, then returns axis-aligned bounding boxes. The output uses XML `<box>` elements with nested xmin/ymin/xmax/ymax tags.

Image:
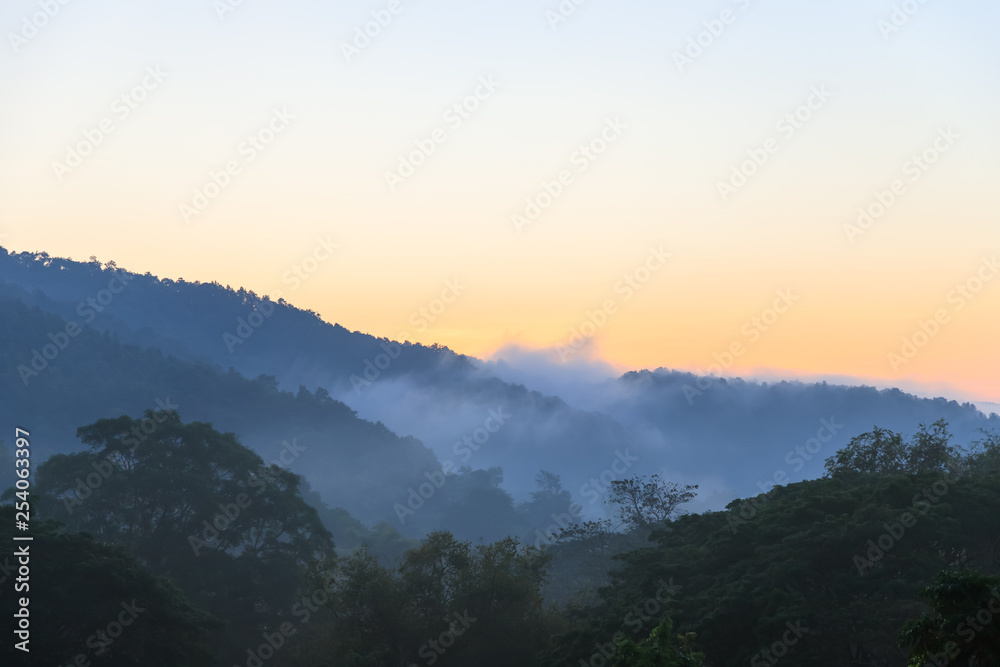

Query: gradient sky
<box><xmin>1</xmin><ymin>0</ymin><xmax>998</xmax><ymax>402</ymax></box>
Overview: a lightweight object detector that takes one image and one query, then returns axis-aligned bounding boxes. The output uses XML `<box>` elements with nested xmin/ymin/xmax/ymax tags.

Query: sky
<box><xmin>1</xmin><ymin>0</ymin><xmax>998</xmax><ymax>402</ymax></box>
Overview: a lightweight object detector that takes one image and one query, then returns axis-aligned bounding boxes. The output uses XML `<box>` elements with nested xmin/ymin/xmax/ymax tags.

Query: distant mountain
<box><xmin>592</xmin><ymin>369</ymin><xmax>1000</xmax><ymax>508</ymax></box>
<box><xmin>0</xmin><ymin>296</ymin><xmax>622</xmax><ymax>546</ymax></box>
<box><xmin>2</xmin><ymin>246</ymin><xmax>997</xmax><ymax>517</ymax></box>
<box><xmin>0</xmin><ymin>248</ymin><xmax>636</xmax><ymax>503</ymax></box>
<box><xmin>977</xmin><ymin>401</ymin><xmax>1000</xmax><ymax>417</ymax></box>
<box><xmin>0</xmin><ymin>296</ymin><xmax>439</xmax><ymax>526</ymax></box>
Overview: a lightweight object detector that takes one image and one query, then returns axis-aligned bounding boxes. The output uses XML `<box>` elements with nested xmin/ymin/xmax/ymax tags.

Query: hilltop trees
<box><xmin>900</xmin><ymin>570</ymin><xmax>1000</xmax><ymax>666</ymax></box>
<box><xmin>33</xmin><ymin>411</ymin><xmax>334</xmax><ymax>663</ymax></box>
<box><xmin>9</xmin><ymin>392</ymin><xmax>1000</xmax><ymax>667</ymax></box>
<box><xmin>543</xmin><ymin>422</ymin><xmax>1000</xmax><ymax>666</ymax></box>
<box><xmin>824</xmin><ymin>419</ymin><xmax>959</xmax><ymax>477</ymax></box>
<box><xmin>284</xmin><ymin>531</ymin><xmax>557</xmax><ymax>667</ymax></box>
<box><xmin>962</xmin><ymin>431</ymin><xmax>1000</xmax><ymax>479</ymax></box>
<box><xmin>608</xmin><ymin>473</ymin><xmax>698</xmax><ymax>531</ymax></box>
<box><xmin>37</xmin><ymin>410</ymin><xmax>333</xmax><ymax>566</ymax></box>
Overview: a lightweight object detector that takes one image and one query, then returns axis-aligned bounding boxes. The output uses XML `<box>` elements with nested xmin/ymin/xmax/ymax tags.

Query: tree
<box><xmin>285</xmin><ymin>531</ymin><xmax>556</xmax><ymax>667</ymax></box>
<box><xmin>521</xmin><ymin>470</ymin><xmax>577</xmax><ymax>534</ymax></box>
<box><xmin>825</xmin><ymin>421</ymin><xmax>962</xmax><ymax>477</ymax></box>
<box><xmin>907</xmin><ymin>419</ymin><xmax>958</xmax><ymax>474</ymax></box>
<box><xmin>558</xmin><ymin>518</ymin><xmax>615</xmax><ymax>555</ymax></box>
<box><xmin>533</xmin><ymin>470</ymin><xmax>564</xmax><ymax>499</ymax></box>
<box><xmin>824</xmin><ymin>426</ymin><xmax>908</xmax><ymax>476</ymax></box>
<box><xmin>615</xmin><ymin>619</ymin><xmax>705</xmax><ymax>666</ymax></box>
<box><xmin>33</xmin><ymin>411</ymin><xmax>334</xmax><ymax>664</ymax></box>
<box><xmin>400</xmin><ymin>531</ymin><xmax>472</xmax><ymax>626</ymax></box>
<box><xmin>0</xmin><ymin>506</ymin><xmax>217</xmax><ymax>666</ymax></box>
<box><xmin>962</xmin><ymin>430</ymin><xmax>1000</xmax><ymax>479</ymax></box>
<box><xmin>608</xmin><ymin>474</ymin><xmax>698</xmax><ymax>531</ymax></box>
<box><xmin>39</xmin><ymin>410</ymin><xmax>332</xmax><ymax>566</ymax></box>
<box><xmin>900</xmin><ymin>570</ymin><xmax>1000</xmax><ymax>666</ymax></box>
<box><xmin>542</xmin><ymin>451</ymin><xmax>1000</xmax><ymax>666</ymax></box>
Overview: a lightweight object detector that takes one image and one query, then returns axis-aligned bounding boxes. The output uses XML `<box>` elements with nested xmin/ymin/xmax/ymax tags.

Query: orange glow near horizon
<box><xmin>1</xmin><ymin>0</ymin><xmax>998</xmax><ymax>405</ymax></box>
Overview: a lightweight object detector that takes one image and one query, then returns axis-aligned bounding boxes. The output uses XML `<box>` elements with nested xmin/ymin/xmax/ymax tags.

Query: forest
<box><xmin>4</xmin><ymin>1</ymin><xmax>997</xmax><ymax>664</ymax></box>
<box><xmin>3</xmin><ymin>414</ymin><xmax>999</xmax><ymax>665</ymax></box>
<box><xmin>3</xmin><ymin>251</ymin><xmax>999</xmax><ymax>665</ymax></box>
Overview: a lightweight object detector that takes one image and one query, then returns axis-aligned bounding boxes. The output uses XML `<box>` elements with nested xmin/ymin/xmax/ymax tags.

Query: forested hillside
<box><xmin>3</xmin><ymin>246</ymin><xmax>998</xmax><ymax>511</ymax></box>
<box><xmin>4</xmin><ymin>417</ymin><xmax>999</xmax><ymax>665</ymax></box>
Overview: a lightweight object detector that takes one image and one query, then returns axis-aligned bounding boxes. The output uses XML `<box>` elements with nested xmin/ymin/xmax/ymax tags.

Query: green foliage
<box><xmin>521</xmin><ymin>470</ymin><xmax>577</xmax><ymax>530</ymax></box>
<box><xmin>543</xmin><ymin>466</ymin><xmax>1000</xmax><ymax>666</ymax></box>
<box><xmin>299</xmin><ymin>483</ymin><xmax>419</xmax><ymax>563</ymax></box>
<box><xmin>0</xmin><ymin>297</ymin><xmax>444</xmax><ymax>527</ymax></box>
<box><xmin>608</xmin><ymin>474</ymin><xmax>698</xmax><ymax>531</ymax></box>
<box><xmin>7</xmin><ymin>357</ymin><xmax>1000</xmax><ymax>667</ymax></box>
<box><xmin>285</xmin><ymin>531</ymin><xmax>558</xmax><ymax>667</ymax></box>
<box><xmin>614</xmin><ymin>619</ymin><xmax>705</xmax><ymax>667</ymax></box>
<box><xmin>32</xmin><ymin>412</ymin><xmax>334</xmax><ymax>663</ymax></box>
<box><xmin>900</xmin><ymin>570</ymin><xmax>1000</xmax><ymax>666</ymax></box>
<box><xmin>825</xmin><ymin>420</ymin><xmax>960</xmax><ymax>477</ymax></box>
<box><xmin>0</xmin><ymin>507</ymin><xmax>217</xmax><ymax>666</ymax></box>
<box><xmin>960</xmin><ymin>430</ymin><xmax>1000</xmax><ymax>479</ymax></box>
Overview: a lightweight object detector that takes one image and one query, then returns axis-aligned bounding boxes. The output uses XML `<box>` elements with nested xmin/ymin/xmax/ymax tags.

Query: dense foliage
<box><xmin>0</xmin><ymin>507</ymin><xmax>216</xmax><ymax>666</ymax></box>
<box><xmin>4</xmin><ymin>245</ymin><xmax>998</xmax><ymax>513</ymax></box>
<box><xmin>541</xmin><ymin>423</ymin><xmax>1000</xmax><ymax>666</ymax></box>
<box><xmin>2</xmin><ymin>256</ymin><xmax>998</xmax><ymax>666</ymax></box>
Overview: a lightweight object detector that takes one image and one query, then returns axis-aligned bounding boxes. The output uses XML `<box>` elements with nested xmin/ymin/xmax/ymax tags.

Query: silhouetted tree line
<box><xmin>3</xmin><ymin>415</ymin><xmax>999</xmax><ymax>665</ymax></box>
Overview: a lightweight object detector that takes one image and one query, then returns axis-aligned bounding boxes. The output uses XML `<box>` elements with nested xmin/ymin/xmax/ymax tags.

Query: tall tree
<box><xmin>608</xmin><ymin>474</ymin><xmax>698</xmax><ymax>531</ymax></box>
<box><xmin>34</xmin><ymin>410</ymin><xmax>334</xmax><ymax>663</ymax></box>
